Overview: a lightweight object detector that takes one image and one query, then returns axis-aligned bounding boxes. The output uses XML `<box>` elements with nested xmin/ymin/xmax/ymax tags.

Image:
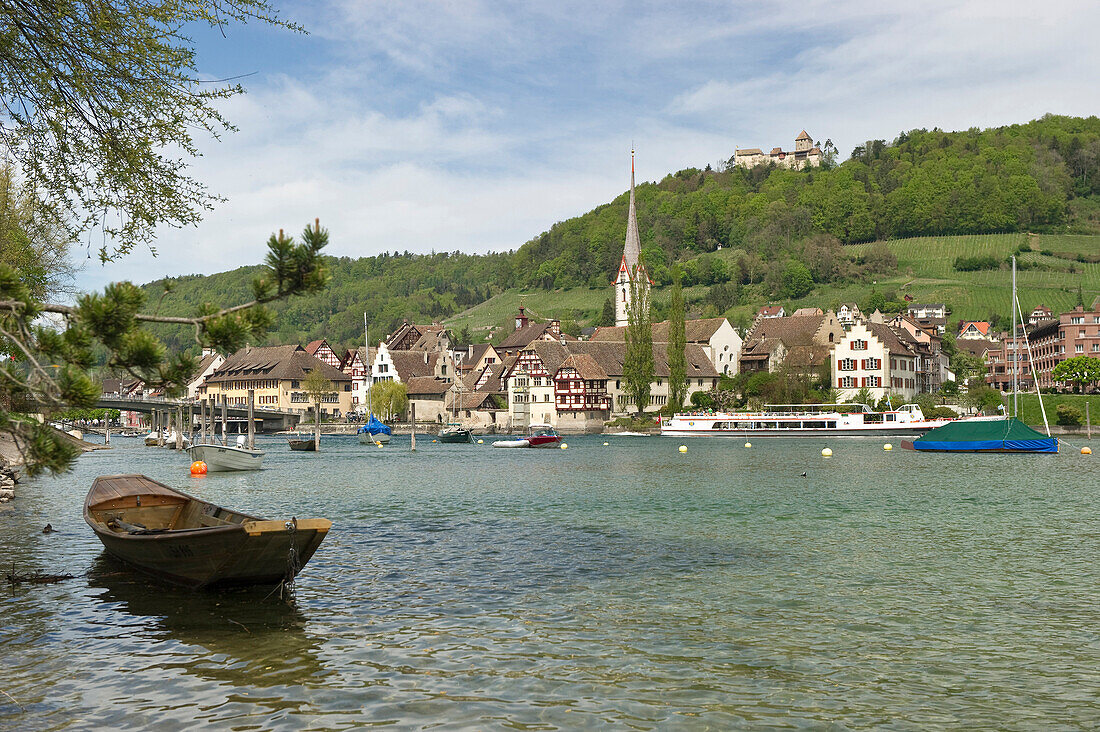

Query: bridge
<box><xmin>97</xmin><ymin>397</ymin><xmax>303</xmax><ymax>433</ymax></box>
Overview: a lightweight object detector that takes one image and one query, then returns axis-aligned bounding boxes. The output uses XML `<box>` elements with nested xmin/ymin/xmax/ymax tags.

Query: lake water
<box><xmin>2</xmin><ymin>433</ymin><xmax>1099</xmax><ymax>730</ymax></box>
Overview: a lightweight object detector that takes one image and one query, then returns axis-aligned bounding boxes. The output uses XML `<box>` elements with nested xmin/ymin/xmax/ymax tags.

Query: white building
<box><xmin>834</xmin><ymin>322</ymin><xmax>919</xmax><ymax>403</ymax></box>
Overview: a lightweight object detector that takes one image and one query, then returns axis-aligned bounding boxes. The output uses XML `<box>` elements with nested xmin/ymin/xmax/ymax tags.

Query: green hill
<box><xmin>137</xmin><ymin>115</ymin><xmax>1100</xmax><ymax>353</ymax></box>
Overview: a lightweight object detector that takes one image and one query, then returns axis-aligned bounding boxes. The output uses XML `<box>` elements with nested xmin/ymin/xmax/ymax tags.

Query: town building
<box><xmin>755</xmin><ymin>305</ymin><xmax>785</xmax><ymax>320</ymax></box>
<box><xmin>503</xmin><ymin>340</ymin><xmax>719</xmax><ymax>432</ymax></box>
<box><xmin>739</xmin><ymin>312</ymin><xmax>844</xmax><ymax>375</ymax></box>
<box><xmin>905</xmin><ymin>304</ymin><xmax>948</xmax><ymax>335</ymax></box>
<box><xmin>1028</xmin><ymin>305</ymin><xmax>1053</xmax><ymax>326</ymax></box>
<box><xmin>733</xmin><ymin>131</ymin><xmax>822</xmax><ymax>170</ymax></box>
<box><xmin>836</xmin><ymin>303</ymin><xmax>863</xmax><ymax>328</ymax></box>
<box><xmin>613</xmin><ymin>150</ymin><xmax>650</xmax><ymax>327</ymax></box>
<box><xmin>958</xmin><ymin>321</ymin><xmax>992</xmax><ymax>340</ymax></box>
<box><xmin>186</xmin><ymin>348</ymin><xmax>225</xmax><ymax>399</ymax></box>
<box><xmin>834</xmin><ymin>322</ymin><xmax>919</xmax><ymax>403</ymax></box>
<box><xmin>304</xmin><ymin>338</ymin><xmax>342</xmax><ymax>369</ymax></box>
<box><xmin>454</xmin><ymin>343</ymin><xmax>500</xmax><ymax>377</ymax></box>
<box><xmin>589</xmin><ymin>317</ymin><xmax>743</xmax><ymax>376</ymax></box>
<box><xmin>878</xmin><ymin>312</ymin><xmax>952</xmax><ymax>392</ymax></box>
<box><xmin>385</xmin><ymin>322</ymin><xmax>451</xmax><ymax>352</ymax></box>
<box><xmin>200</xmin><ymin>344</ymin><xmax>353</xmax><ymax>418</ymax></box>
<box><xmin>985</xmin><ymin>328</ymin><xmax>1035</xmax><ymax>393</ymax></box>
<box><xmin>495</xmin><ymin>307</ymin><xmax>573</xmax><ymax>358</ymax></box>
<box><xmin>340</xmin><ymin>346</ymin><xmax>369</xmax><ymax>410</ymax></box>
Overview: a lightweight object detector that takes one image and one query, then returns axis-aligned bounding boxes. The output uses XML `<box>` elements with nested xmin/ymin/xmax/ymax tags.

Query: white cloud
<box><xmin>74</xmin><ymin>0</ymin><xmax>1100</xmax><ymax>293</ymax></box>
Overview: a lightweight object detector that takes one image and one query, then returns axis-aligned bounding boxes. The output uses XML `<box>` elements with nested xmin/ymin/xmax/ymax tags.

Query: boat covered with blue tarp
<box><xmin>357</xmin><ymin>414</ymin><xmax>392</xmax><ymax>444</ymax></box>
<box><xmin>908</xmin><ymin>417</ymin><xmax>1058</xmax><ymax>453</ymax></box>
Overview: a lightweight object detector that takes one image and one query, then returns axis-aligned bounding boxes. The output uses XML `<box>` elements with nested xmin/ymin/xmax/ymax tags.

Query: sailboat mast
<box><xmin>364</xmin><ymin>312</ymin><xmax>371</xmax><ymax>418</ymax></box>
<box><xmin>1012</xmin><ymin>256</ymin><xmax>1018</xmax><ymax>418</ymax></box>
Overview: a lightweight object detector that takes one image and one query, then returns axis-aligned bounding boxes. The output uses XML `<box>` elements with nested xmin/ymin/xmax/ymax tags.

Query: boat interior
<box><xmin>87</xmin><ymin>477</ymin><xmax>254</xmax><ymax>535</ymax></box>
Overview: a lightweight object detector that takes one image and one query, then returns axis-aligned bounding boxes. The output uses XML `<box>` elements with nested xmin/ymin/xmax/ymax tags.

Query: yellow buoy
<box><xmin>821</xmin><ymin>447</ymin><xmax>833</xmax><ymax>457</ymax></box>
<box><xmin>679</xmin><ymin>445</ymin><xmax>688</xmax><ymax>453</ymax></box>
<box><xmin>432</xmin><ymin>439</ymin><xmax>437</xmax><ymax>443</ymax></box>
<box><xmin>744</xmin><ymin>442</ymin><xmax>751</xmax><ymax>448</ymax></box>
<box><xmin>603</xmin><ymin>441</ymin><xmax>609</xmax><ymax>446</ymax></box>
<box><xmin>1083</xmin><ymin>446</ymin><xmax>1092</xmax><ymax>455</ymax></box>
<box><xmin>190</xmin><ymin>460</ymin><xmax>207</xmax><ymax>475</ymax></box>
<box><xmin>376</xmin><ymin>442</ymin><xmax>384</xmax><ymax>448</ymax></box>
<box><xmin>477</xmin><ymin>439</ymin><xmax>484</xmax><ymax>444</ymax></box>
<box><xmin>560</xmin><ymin>443</ymin><xmax>568</xmax><ymax>450</ymax></box>
<box><xmin>884</xmin><ymin>443</ymin><xmax>893</xmax><ymax>451</ymax></box>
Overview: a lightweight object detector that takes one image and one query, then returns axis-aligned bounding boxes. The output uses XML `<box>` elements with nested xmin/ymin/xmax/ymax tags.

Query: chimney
<box><xmin>515</xmin><ymin>306</ymin><xmax>528</xmax><ymax>331</ymax></box>
<box><xmin>549</xmin><ymin>319</ymin><xmax>560</xmax><ymax>337</ymax></box>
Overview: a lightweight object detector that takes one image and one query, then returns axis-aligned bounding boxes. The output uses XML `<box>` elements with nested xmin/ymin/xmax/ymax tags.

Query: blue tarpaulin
<box><xmin>357</xmin><ymin>414</ymin><xmax>392</xmax><ymax>436</ymax></box>
<box><xmin>912</xmin><ymin>417</ymin><xmax>1058</xmax><ymax>453</ymax></box>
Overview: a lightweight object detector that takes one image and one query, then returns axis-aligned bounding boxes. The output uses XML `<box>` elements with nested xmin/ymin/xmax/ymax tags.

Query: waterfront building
<box><xmin>880</xmin><ymin>312</ymin><xmax>953</xmax><ymax>392</ymax></box>
<box><xmin>613</xmin><ymin>150</ymin><xmax>650</xmax><ymax>327</ymax></box>
<box><xmin>503</xmin><ymin>340</ymin><xmax>718</xmax><ymax>431</ymax></box>
<box><xmin>340</xmin><ymin>346</ymin><xmax>369</xmax><ymax>409</ymax></box>
<box><xmin>200</xmin><ymin>344</ymin><xmax>353</xmax><ymax>418</ymax></box>
<box><xmin>1023</xmin><ymin>304</ymin><xmax>1100</xmax><ymax>390</ymax></box>
<box><xmin>733</xmin><ymin>131</ymin><xmax>822</xmax><ymax>170</ymax></box>
<box><xmin>985</xmin><ymin>327</ymin><xmax>1035</xmax><ymax>393</ymax></box>
<box><xmin>834</xmin><ymin>322</ymin><xmax>919</xmax><ymax>403</ymax></box>
<box><xmin>589</xmin><ymin>317</ymin><xmax>743</xmax><ymax>376</ymax></box>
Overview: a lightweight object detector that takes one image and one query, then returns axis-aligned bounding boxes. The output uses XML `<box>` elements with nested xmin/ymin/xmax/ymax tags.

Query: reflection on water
<box><xmin>1</xmin><ymin>434</ymin><xmax>1099</xmax><ymax>728</ymax></box>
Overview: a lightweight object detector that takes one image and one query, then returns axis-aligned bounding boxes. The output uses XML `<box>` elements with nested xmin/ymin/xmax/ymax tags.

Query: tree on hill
<box><xmin>599</xmin><ymin>297</ymin><xmax>615</xmax><ymax>327</ymax></box>
<box><xmin>623</xmin><ymin>280</ymin><xmax>653</xmax><ymax>417</ymax></box>
<box><xmin>1052</xmin><ymin>355</ymin><xmax>1100</xmax><ymax>392</ymax></box>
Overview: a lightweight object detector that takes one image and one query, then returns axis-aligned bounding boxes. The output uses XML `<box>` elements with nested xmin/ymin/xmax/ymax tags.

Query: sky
<box><xmin>73</xmin><ymin>0</ymin><xmax>1100</xmax><ymax>292</ymax></box>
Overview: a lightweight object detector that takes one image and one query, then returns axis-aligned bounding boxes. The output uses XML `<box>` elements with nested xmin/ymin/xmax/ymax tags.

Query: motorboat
<box><xmin>492</xmin><ymin>424</ymin><xmax>563</xmax><ymax>448</ymax></box>
<box><xmin>187</xmin><ymin>435</ymin><xmax>265</xmax><ymax>471</ymax></box>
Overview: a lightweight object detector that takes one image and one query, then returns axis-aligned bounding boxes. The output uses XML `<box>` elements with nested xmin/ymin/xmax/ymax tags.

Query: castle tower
<box><xmin>795</xmin><ymin>130</ymin><xmax>812</xmax><ymax>153</ymax></box>
<box><xmin>614</xmin><ymin>149</ymin><xmax>649</xmax><ymax>327</ymax></box>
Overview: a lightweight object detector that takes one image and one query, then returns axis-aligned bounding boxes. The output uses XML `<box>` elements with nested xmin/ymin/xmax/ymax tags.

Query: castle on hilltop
<box><xmin>734</xmin><ymin>130</ymin><xmax>822</xmax><ymax>170</ymax></box>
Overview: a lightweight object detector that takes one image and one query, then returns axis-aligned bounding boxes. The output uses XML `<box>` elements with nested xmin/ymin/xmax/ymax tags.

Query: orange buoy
<box><xmin>190</xmin><ymin>460</ymin><xmax>207</xmax><ymax>475</ymax></box>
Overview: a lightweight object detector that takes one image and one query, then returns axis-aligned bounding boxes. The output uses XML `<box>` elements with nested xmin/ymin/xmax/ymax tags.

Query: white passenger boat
<box><xmin>187</xmin><ymin>436</ymin><xmax>265</xmax><ymax>471</ymax></box>
<box><xmin>661</xmin><ymin>403</ymin><xmax>963</xmax><ymax>438</ymax></box>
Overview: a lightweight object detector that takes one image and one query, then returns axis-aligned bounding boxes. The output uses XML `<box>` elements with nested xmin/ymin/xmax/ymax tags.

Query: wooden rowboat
<box><xmin>83</xmin><ymin>474</ymin><xmax>331</xmax><ymax>589</ymax></box>
<box><xmin>287</xmin><ymin>437</ymin><xmax>317</xmax><ymax>451</ymax></box>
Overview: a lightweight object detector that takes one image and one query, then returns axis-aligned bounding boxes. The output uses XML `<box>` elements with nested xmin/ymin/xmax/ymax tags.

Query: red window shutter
<box><xmin>838</xmin><ymin>359</ymin><xmax>843</xmax><ymax>371</ymax></box>
<box><xmin>838</xmin><ymin>377</ymin><xmax>843</xmax><ymax>388</ymax></box>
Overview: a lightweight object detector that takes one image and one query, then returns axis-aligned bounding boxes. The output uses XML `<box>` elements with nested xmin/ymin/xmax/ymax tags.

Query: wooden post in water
<box><xmin>1087</xmin><ymin>401</ymin><xmax>1092</xmax><ymax>440</ymax></box>
<box><xmin>175</xmin><ymin>407</ymin><xmax>183</xmax><ymax>450</ymax></box>
<box><xmin>105</xmin><ymin>426</ymin><xmax>110</xmax><ymax>445</ymax></box>
<box><xmin>221</xmin><ymin>395</ymin><xmax>228</xmax><ymax>445</ymax></box>
<box><xmin>410</xmin><ymin>402</ymin><xmax>416</xmax><ymax>452</ymax></box>
<box><xmin>313</xmin><ymin>402</ymin><xmax>321</xmax><ymax>450</ymax></box>
<box><xmin>247</xmin><ymin>389</ymin><xmax>256</xmax><ymax>450</ymax></box>
<box><xmin>157</xmin><ymin>411</ymin><xmax>165</xmax><ymax>447</ymax></box>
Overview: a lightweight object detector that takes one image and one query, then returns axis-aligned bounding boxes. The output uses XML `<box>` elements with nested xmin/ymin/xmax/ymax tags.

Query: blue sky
<box><xmin>74</xmin><ymin>0</ymin><xmax>1100</xmax><ymax>291</ymax></box>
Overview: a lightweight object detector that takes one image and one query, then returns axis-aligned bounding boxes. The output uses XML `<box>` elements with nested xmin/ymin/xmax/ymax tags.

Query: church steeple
<box><xmin>623</xmin><ymin>148</ymin><xmax>641</xmax><ymax>271</ymax></box>
<box><xmin>614</xmin><ymin>148</ymin><xmax>649</xmax><ymax>327</ymax></box>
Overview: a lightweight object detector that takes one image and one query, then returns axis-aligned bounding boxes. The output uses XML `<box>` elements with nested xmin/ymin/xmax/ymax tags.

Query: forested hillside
<box><xmin>141</xmin><ymin>114</ymin><xmax>1100</xmax><ymax>354</ymax></box>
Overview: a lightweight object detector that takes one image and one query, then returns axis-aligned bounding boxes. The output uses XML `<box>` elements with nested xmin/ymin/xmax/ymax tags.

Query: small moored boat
<box><xmin>187</xmin><ymin>436</ymin><xmax>265</xmax><ymax>471</ymax></box>
<box><xmin>287</xmin><ymin>434</ymin><xmax>318</xmax><ymax>451</ymax></box>
<box><xmin>357</xmin><ymin>414</ymin><xmax>392</xmax><ymax>444</ymax></box>
<box><xmin>492</xmin><ymin>424</ymin><xmax>563</xmax><ymax>448</ymax></box>
<box><xmin>438</xmin><ymin>425</ymin><xmax>472</xmax><ymax>443</ymax></box>
<box><xmin>83</xmin><ymin>474</ymin><xmax>331</xmax><ymax>588</ymax></box>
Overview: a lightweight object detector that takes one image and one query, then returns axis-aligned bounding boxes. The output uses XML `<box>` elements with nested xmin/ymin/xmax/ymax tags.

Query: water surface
<box><xmin>2</xmin><ymin>434</ymin><xmax>1098</xmax><ymax>729</ymax></box>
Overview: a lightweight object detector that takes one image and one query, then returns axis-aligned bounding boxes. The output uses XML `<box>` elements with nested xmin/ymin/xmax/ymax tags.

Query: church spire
<box><xmin>623</xmin><ymin>147</ymin><xmax>641</xmax><ymax>271</ymax></box>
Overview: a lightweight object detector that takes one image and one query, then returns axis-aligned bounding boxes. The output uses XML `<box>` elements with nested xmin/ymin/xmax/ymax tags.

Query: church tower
<box><xmin>614</xmin><ymin>150</ymin><xmax>649</xmax><ymax>327</ymax></box>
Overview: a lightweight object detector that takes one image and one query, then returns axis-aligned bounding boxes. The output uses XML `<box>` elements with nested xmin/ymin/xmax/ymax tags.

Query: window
<box><xmin>839</xmin><ymin>358</ymin><xmax>856</xmax><ymax>371</ymax></box>
<box><xmin>1076</xmin><ymin>344</ymin><xmax>1084</xmax><ymax>353</ymax></box>
<box><xmin>838</xmin><ymin>376</ymin><xmax>855</xmax><ymax>389</ymax></box>
<box><xmin>1071</xmin><ymin>317</ymin><xmax>1084</xmax><ymax>324</ymax></box>
<box><xmin>851</xmin><ymin>339</ymin><xmax>868</xmax><ymax>351</ymax></box>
